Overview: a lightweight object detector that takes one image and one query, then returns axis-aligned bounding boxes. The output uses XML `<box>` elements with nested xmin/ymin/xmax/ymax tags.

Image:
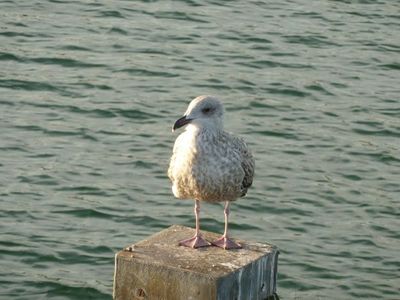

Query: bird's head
<box><xmin>173</xmin><ymin>95</ymin><xmax>224</xmax><ymax>132</ymax></box>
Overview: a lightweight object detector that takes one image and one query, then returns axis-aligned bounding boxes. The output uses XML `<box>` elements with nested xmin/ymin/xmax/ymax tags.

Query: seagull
<box><xmin>168</xmin><ymin>95</ymin><xmax>255</xmax><ymax>250</ymax></box>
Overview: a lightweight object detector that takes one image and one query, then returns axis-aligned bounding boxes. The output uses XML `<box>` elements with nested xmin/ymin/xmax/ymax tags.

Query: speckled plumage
<box><xmin>168</xmin><ymin>96</ymin><xmax>254</xmax><ymax>204</ymax></box>
<box><xmin>168</xmin><ymin>95</ymin><xmax>255</xmax><ymax>249</ymax></box>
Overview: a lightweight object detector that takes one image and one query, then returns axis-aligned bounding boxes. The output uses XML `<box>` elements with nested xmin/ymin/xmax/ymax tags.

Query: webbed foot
<box><xmin>179</xmin><ymin>235</ymin><xmax>211</xmax><ymax>248</ymax></box>
<box><xmin>211</xmin><ymin>236</ymin><xmax>242</xmax><ymax>250</ymax></box>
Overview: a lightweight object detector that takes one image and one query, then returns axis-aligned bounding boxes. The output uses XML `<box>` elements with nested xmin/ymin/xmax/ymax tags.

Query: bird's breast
<box><xmin>170</xmin><ymin>133</ymin><xmax>244</xmax><ymax>202</ymax></box>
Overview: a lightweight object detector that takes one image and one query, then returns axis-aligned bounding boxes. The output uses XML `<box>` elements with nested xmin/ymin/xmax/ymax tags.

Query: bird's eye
<box><xmin>202</xmin><ymin>107</ymin><xmax>211</xmax><ymax>114</ymax></box>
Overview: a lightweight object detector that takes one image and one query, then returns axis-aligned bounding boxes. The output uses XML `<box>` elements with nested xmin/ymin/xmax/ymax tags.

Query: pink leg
<box><xmin>212</xmin><ymin>201</ymin><xmax>242</xmax><ymax>250</ymax></box>
<box><xmin>179</xmin><ymin>200</ymin><xmax>211</xmax><ymax>248</ymax></box>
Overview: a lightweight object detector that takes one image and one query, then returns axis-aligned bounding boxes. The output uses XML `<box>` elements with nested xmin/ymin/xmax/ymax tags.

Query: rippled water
<box><xmin>1</xmin><ymin>0</ymin><xmax>399</xmax><ymax>299</ymax></box>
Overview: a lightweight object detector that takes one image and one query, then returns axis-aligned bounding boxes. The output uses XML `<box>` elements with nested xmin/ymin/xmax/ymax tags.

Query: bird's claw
<box><xmin>212</xmin><ymin>236</ymin><xmax>242</xmax><ymax>250</ymax></box>
<box><xmin>179</xmin><ymin>235</ymin><xmax>211</xmax><ymax>248</ymax></box>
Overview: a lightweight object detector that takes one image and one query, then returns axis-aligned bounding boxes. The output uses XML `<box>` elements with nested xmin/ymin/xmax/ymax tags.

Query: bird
<box><xmin>168</xmin><ymin>95</ymin><xmax>255</xmax><ymax>250</ymax></box>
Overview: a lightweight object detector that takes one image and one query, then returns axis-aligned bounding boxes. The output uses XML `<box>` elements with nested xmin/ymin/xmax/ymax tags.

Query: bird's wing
<box><xmin>234</xmin><ymin>137</ymin><xmax>255</xmax><ymax>197</ymax></box>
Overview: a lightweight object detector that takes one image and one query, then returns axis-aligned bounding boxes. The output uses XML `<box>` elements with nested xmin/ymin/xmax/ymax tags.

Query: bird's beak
<box><xmin>173</xmin><ymin>116</ymin><xmax>192</xmax><ymax>131</ymax></box>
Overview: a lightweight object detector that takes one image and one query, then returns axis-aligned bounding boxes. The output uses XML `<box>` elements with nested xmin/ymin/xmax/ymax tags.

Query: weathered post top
<box><xmin>113</xmin><ymin>225</ymin><xmax>279</xmax><ymax>300</ymax></box>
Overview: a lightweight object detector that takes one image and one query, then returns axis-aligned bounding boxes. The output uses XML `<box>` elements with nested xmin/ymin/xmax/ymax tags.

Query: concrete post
<box><xmin>113</xmin><ymin>225</ymin><xmax>279</xmax><ymax>300</ymax></box>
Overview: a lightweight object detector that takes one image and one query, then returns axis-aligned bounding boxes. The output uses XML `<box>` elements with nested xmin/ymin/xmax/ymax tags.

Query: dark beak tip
<box><xmin>173</xmin><ymin>116</ymin><xmax>191</xmax><ymax>131</ymax></box>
